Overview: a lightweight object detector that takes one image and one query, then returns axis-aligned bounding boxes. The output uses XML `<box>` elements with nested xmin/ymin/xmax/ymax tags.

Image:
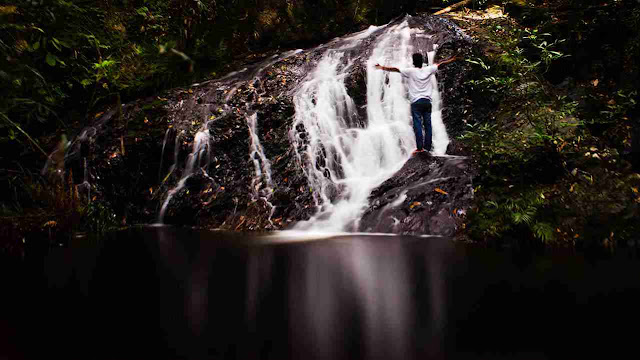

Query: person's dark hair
<box><xmin>412</xmin><ymin>53</ymin><xmax>423</xmax><ymax>68</ymax></box>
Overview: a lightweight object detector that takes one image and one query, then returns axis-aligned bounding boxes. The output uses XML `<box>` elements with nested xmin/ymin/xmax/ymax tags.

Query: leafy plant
<box><xmin>599</xmin><ymin>90</ymin><xmax>638</xmax><ymax>124</ymax></box>
<box><xmin>470</xmin><ymin>191</ymin><xmax>555</xmax><ymax>243</ymax></box>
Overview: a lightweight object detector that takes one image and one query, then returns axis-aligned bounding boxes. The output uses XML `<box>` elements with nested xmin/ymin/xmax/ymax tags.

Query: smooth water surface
<box><xmin>2</xmin><ymin>227</ymin><xmax>640</xmax><ymax>359</ymax></box>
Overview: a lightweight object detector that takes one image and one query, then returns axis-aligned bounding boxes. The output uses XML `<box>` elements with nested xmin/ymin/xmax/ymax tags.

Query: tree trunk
<box><xmin>433</xmin><ymin>0</ymin><xmax>473</xmax><ymax>16</ymax></box>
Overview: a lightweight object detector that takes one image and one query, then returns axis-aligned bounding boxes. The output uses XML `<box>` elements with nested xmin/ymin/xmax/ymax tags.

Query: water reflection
<box><xmin>6</xmin><ymin>227</ymin><xmax>640</xmax><ymax>360</ymax></box>
<box><xmin>244</xmin><ymin>233</ymin><xmax>453</xmax><ymax>360</ymax></box>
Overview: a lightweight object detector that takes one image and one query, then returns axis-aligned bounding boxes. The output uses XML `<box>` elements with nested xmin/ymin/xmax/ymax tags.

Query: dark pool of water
<box><xmin>2</xmin><ymin>227</ymin><xmax>640</xmax><ymax>359</ymax></box>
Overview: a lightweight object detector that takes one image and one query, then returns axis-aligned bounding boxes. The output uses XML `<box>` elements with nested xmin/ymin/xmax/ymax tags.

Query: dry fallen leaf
<box><xmin>409</xmin><ymin>201</ymin><xmax>421</xmax><ymax>209</ymax></box>
<box><xmin>558</xmin><ymin>141</ymin><xmax>567</xmax><ymax>151</ymax></box>
<box><xmin>435</xmin><ymin>188</ymin><xmax>448</xmax><ymax>195</ymax></box>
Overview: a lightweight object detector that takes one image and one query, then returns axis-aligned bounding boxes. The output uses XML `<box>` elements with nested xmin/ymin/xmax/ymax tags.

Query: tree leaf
<box><xmin>52</xmin><ymin>38</ymin><xmax>61</xmax><ymax>51</ymax></box>
<box><xmin>45</xmin><ymin>53</ymin><xmax>56</xmax><ymax>66</ymax></box>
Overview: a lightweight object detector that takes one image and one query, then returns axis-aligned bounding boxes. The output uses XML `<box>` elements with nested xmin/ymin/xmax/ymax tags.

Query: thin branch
<box><xmin>0</xmin><ymin>113</ymin><xmax>48</xmax><ymax>158</ymax></box>
<box><xmin>433</xmin><ymin>0</ymin><xmax>473</xmax><ymax>16</ymax></box>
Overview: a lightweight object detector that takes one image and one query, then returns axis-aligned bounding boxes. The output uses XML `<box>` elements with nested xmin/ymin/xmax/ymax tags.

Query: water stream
<box><xmin>247</xmin><ymin>113</ymin><xmax>276</xmax><ymax>221</ymax></box>
<box><xmin>158</xmin><ymin>126</ymin><xmax>212</xmax><ymax>224</ymax></box>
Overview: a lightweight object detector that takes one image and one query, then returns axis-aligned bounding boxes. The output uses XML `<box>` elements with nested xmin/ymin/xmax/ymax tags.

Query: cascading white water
<box><xmin>155</xmin><ymin>49</ymin><xmax>307</xmax><ymax>224</ymax></box>
<box><xmin>157</xmin><ymin>127</ymin><xmax>211</xmax><ymax>223</ymax></box>
<box><xmin>291</xmin><ymin>20</ymin><xmax>450</xmax><ymax>232</ymax></box>
<box><xmin>426</xmin><ymin>45</ymin><xmax>450</xmax><ymax>155</ymax></box>
<box><xmin>247</xmin><ymin>113</ymin><xmax>276</xmax><ymax>220</ymax></box>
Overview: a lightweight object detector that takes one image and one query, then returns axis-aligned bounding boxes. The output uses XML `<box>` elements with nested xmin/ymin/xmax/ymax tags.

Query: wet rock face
<box><xmin>153</xmin><ymin>50</ymin><xmax>321</xmax><ymax>229</ymax></box>
<box><xmin>65</xmin><ymin>15</ymin><xmax>473</xmax><ymax>234</ymax></box>
<box><xmin>359</xmin><ymin>154</ymin><xmax>473</xmax><ymax>236</ymax></box>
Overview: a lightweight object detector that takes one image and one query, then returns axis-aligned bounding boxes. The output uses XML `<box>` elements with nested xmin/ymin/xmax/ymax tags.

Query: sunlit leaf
<box><xmin>52</xmin><ymin>38</ymin><xmax>61</xmax><ymax>51</ymax></box>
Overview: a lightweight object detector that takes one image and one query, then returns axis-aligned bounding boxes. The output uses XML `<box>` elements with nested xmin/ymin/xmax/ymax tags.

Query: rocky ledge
<box><xmin>360</xmin><ymin>153</ymin><xmax>473</xmax><ymax>237</ymax></box>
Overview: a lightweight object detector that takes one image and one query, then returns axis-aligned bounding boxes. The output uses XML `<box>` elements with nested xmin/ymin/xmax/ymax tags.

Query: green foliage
<box><xmin>0</xmin><ymin>0</ymin><xmax>416</xmax><ymax>143</ymax></box>
<box><xmin>469</xmin><ymin>189</ymin><xmax>555</xmax><ymax>243</ymax></box>
<box><xmin>525</xmin><ymin>30</ymin><xmax>567</xmax><ymax>72</ymax></box>
<box><xmin>598</xmin><ymin>90</ymin><xmax>638</xmax><ymax>125</ymax></box>
<box><xmin>460</xmin><ymin>14</ymin><xmax>579</xmax><ymax>245</ymax></box>
<box><xmin>83</xmin><ymin>201</ymin><xmax>119</xmax><ymax>234</ymax></box>
<box><xmin>531</xmin><ymin>221</ymin><xmax>555</xmax><ymax>243</ymax></box>
<box><xmin>460</xmin><ymin>1</ymin><xmax>640</xmax><ymax>249</ymax></box>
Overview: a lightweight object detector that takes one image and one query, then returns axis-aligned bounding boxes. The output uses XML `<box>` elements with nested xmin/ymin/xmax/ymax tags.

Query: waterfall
<box><xmin>426</xmin><ymin>46</ymin><xmax>450</xmax><ymax>155</ymax></box>
<box><xmin>292</xmin><ymin>20</ymin><xmax>450</xmax><ymax>232</ymax></box>
<box><xmin>157</xmin><ymin>126</ymin><xmax>211</xmax><ymax>224</ymax></box>
<box><xmin>247</xmin><ymin>113</ymin><xmax>276</xmax><ymax>220</ymax></box>
<box><xmin>155</xmin><ymin>49</ymin><xmax>305</xmax><ymax>224</ymax></box>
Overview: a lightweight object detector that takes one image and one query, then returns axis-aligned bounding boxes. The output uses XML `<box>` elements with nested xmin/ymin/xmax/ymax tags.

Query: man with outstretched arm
<box><xmin>375</xmin><ymin>53</ymin><xmax>458</xmax><ymax>155</ymax></box>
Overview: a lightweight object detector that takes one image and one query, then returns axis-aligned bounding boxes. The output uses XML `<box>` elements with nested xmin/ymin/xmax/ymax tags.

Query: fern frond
<box><xmin>532</xmin><ymin>222</ymin><xmax>554</xmax><ymax>243</ymax></box>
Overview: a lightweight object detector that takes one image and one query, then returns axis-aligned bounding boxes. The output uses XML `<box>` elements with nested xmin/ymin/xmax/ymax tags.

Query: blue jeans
<box><xmin>410</xmin><ymin>98</ymin><xmax>432</xmax><ymax>151</ymax></box>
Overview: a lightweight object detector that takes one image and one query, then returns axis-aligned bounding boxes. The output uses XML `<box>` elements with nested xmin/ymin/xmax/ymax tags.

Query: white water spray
<box><xmin>292</xmin><ymin>20</ymin><xmax>450</xmax><ymax>232</ymax></box>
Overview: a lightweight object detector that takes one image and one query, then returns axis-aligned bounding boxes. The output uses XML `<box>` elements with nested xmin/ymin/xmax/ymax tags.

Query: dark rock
<box><xmin>359</xmin><ymin>153</ymin><xmax>473</xmax><ymax>236</ymax></box>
